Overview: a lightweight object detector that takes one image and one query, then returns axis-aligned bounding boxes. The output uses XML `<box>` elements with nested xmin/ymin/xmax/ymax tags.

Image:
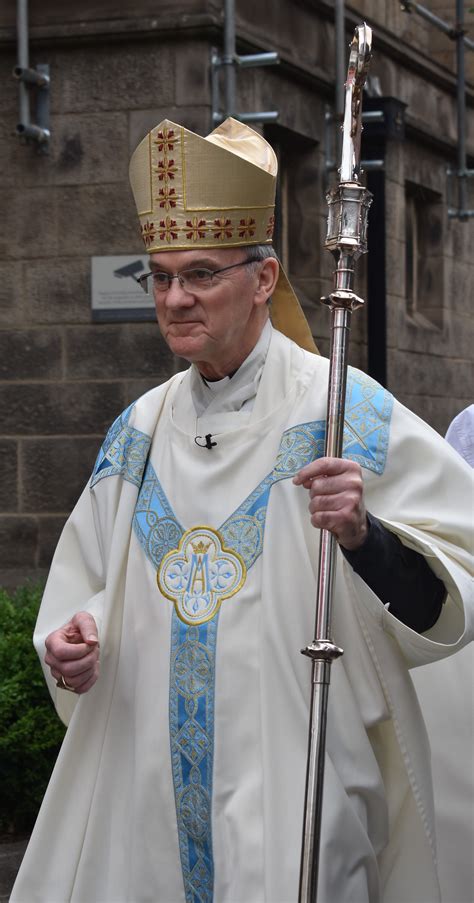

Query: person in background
<box><xmin>411</xmin><ymin>403</ymin><xmax>474</xmax><ymax>903</ymax></box>
<box><xmin>445</xmin><ymin>403</ymin><xmax>474</xmax><ymax>467</ymax></box>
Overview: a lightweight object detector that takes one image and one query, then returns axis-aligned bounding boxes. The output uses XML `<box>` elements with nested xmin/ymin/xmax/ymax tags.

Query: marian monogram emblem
<box><xmin>158</xmin><ymin>526</ymin><xmax>246</xmax><ymax>625</ymax></box>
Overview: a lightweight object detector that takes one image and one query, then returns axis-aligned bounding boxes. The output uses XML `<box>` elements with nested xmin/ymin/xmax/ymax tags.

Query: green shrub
<box><xmin>0</xmin><ymin>584</ymin><xmax>65</xmax><ymax>834</ymax></box>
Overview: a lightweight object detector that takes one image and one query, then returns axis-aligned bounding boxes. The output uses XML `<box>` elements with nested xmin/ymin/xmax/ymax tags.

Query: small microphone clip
<box><xmin>195</xmin><ymin>433</ymin><xmax>217</xmax><ymax>450</ymax></box>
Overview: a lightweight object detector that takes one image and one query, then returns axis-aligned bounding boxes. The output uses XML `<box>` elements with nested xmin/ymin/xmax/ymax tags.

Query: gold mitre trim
<box><xmin>129</xmin><ymin>117</ymin><xmax>318</xmax><ymax>354</ymax></box>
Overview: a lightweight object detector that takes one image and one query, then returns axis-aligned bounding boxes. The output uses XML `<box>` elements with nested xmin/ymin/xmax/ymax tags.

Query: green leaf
<box><xmin>0</xmin><ymin>583</ymin><xmax>66</xmax><ymax>833</ymax></box>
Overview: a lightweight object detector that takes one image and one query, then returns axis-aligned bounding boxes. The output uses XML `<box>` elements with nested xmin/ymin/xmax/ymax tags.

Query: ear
<box><xmin>254</xmin><ymin>257</ymin><xmax>280</xmax><ymax>306</ymax></box>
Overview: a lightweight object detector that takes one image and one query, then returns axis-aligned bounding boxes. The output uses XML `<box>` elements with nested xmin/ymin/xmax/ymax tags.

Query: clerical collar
<box><xmin>190</xmin><ymin>320</ymin><xmax>273</xmax><ymax>418</ymax></box>
<box><xmin>200</xmin><ymin>366</ymin><xmax>240</xmax><ymax>394</ymax></box>
<box><xmin>202</xmin><ymin>373</ymin><xmax>231</xmax><ymax>393</ymax></box>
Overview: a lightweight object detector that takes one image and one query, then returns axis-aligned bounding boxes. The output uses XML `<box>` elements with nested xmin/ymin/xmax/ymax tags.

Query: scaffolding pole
<box><xmin>401</xmin><ymin>0</ymin><xmax>474</xmax><ymax>219</ymax></box>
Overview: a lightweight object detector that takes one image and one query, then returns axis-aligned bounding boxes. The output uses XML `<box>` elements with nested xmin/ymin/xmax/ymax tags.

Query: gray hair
<box><xmin>246</xmin><ymin>243</ymin><xmax>278</xmax><ymax>261</ymax></box>
<box><xmin>244</xmin><ymin>244</ymin><xmax>278</xmax><ymax>276</ymax></box>
<box><xmin>241</xmin><ymin>245</ymin><xmax>278</xmax><ymax>305</ymax></box>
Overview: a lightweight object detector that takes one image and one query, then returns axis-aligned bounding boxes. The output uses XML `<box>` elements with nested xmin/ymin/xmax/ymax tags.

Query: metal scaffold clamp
<box><xmin>13</xmin><ymin>63</ymin><xmax>51</xmax><ymax>149</ymax></box>
<box><xmin>13</xmin><ymin>0</ymin><xmax>51</xmax><ymax>152</ymax></box>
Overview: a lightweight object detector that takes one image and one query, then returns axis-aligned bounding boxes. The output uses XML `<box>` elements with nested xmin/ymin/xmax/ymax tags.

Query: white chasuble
<box><xmin>11</xmin><ymin>328</ymin><xmax>473</xmax><ymax>903</ymax></box>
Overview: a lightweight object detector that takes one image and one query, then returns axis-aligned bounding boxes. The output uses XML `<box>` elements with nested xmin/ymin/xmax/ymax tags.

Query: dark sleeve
<box><xmin>340</xmin><ymin>512</ymin><xmax>446</xmax><ymax>633</ymax></box>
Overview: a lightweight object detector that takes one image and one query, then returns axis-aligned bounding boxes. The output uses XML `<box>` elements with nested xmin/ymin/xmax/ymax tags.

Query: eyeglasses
<box><xmin>137</xmin><ymin>257</ymin><xmax>258</xmax><ymax>294</ymax></box>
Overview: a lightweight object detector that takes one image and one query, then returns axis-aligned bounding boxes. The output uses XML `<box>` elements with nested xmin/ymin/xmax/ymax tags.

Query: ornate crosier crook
<box><xmin>298</xmin><ymin>24</ymin><xmax>373</xmax><ymax>903</ymax></box>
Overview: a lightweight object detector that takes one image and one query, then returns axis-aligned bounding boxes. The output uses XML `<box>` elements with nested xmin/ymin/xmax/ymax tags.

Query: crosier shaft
<box><xmin>298</xmin><ymin>23</ymin><xmax>373</xmax><ymax>903</ymax></box>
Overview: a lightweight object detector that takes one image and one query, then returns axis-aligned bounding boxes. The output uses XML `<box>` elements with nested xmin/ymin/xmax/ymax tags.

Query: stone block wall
<box><xmin>0</xmin><ymin>0</ymin><xmax>472</xmax><ymax>586</ymax></box>
<box><xmin>384</xmin><ymin>136</ymin><xmax>474</xmax><ymax>432</ymax></box>
<box><xmin>0</xmin><ymin>21</ymin><xmax>185</xmax><ymax>586</ymax></box>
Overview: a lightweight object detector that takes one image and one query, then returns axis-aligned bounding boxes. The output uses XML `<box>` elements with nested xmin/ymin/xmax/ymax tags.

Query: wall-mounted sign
<box><xmin>91</xmin><ymin>255</ymin><xmax>155</xmax><ymax>321</ymax></box>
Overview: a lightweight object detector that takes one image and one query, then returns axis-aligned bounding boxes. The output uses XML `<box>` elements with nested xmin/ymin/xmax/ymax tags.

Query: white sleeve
<box><xmin>33</xmin><ymin>481</ymin><xmax>105</xmax><ymax>725</ymax></box>
<box><xmin>352</xmin><ymin>398</ymin><xmax>474</xmax><ymax>667</ymax></box>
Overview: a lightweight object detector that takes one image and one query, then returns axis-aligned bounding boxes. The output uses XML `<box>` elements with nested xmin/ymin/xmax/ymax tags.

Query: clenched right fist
<box><xmin>45</xmin><ymin>611</ymin><xmax>100</xmax><ymax>694</ymax></box>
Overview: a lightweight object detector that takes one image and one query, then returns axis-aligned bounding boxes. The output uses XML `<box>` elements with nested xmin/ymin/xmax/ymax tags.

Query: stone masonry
<box><xmin>0</xmin><ymin>0</ymin><xmax>472</xmax><ymax>586</ymax></box>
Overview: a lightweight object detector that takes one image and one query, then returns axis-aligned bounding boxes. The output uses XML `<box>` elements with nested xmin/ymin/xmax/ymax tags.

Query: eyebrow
<box><xmin>150</xmin><ymin>257</ymin><xmax>222</xmax><ymax>273</ymax></box>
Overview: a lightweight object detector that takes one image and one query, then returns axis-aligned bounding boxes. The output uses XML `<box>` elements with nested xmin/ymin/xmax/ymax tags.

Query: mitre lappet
<box><xmin>129</xmin><ymin>116</ymin><xmax>318</xmax><ymax>354</ymax></box>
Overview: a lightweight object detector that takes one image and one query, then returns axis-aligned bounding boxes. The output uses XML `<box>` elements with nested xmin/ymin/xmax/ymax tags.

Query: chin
<box><xmin>167</xmin><ymin>335</ymin><xmax>205</xmax><ymax>362</ymax></box>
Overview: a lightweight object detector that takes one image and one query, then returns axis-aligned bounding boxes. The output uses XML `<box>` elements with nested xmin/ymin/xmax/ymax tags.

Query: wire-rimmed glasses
<box><xmin>137</xmin><ymin>257</ymin><xmax>258</xmax><ymax>294</ymax></box>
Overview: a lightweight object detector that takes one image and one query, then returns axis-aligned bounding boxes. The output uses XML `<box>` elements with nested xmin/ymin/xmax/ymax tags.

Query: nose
<box><xmin>162</xmin><ymin>276</ymin><xmax>195</xmax><ymax>309</ymax></box>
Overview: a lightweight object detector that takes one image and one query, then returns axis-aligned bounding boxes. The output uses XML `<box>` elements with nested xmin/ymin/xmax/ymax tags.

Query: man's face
<box><xmin>150</xmin><ymin>248</ymin><xmax>276</xmax><ymax>379</ymax></box>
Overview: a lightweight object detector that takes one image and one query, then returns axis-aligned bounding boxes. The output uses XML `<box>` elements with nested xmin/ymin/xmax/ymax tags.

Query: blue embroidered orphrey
<box><xmin>90</xmin><ymin>402</ymin><xmax>151</xmax><ymax>489</ymax></box>
<box><xmin>170</xmin><ymin>618</ymin><xmax>217</xmax><ymax>903</ymax></box>
<box><xmin>90</xmin><ymin>368</ymin><xmax>393</xmax><ymax>903</ymax></box>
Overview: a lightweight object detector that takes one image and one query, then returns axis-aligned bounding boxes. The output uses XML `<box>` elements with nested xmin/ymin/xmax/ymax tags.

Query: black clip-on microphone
<box><xmin>195</xmin><ymin>433</ymin><xmax>217</xmax><ymax>450</ymax></box>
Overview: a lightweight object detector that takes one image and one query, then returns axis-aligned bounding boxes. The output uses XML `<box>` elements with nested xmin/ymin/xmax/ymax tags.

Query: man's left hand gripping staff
<box><xmin>293</xmin><ymin>457</ymin><xmax>368</xmax><ymax>551</ymax></box>
<box><xmin>45</xmin><ymin>611</ymin><xmax>100</xmax><ymax>694</ymax></box>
